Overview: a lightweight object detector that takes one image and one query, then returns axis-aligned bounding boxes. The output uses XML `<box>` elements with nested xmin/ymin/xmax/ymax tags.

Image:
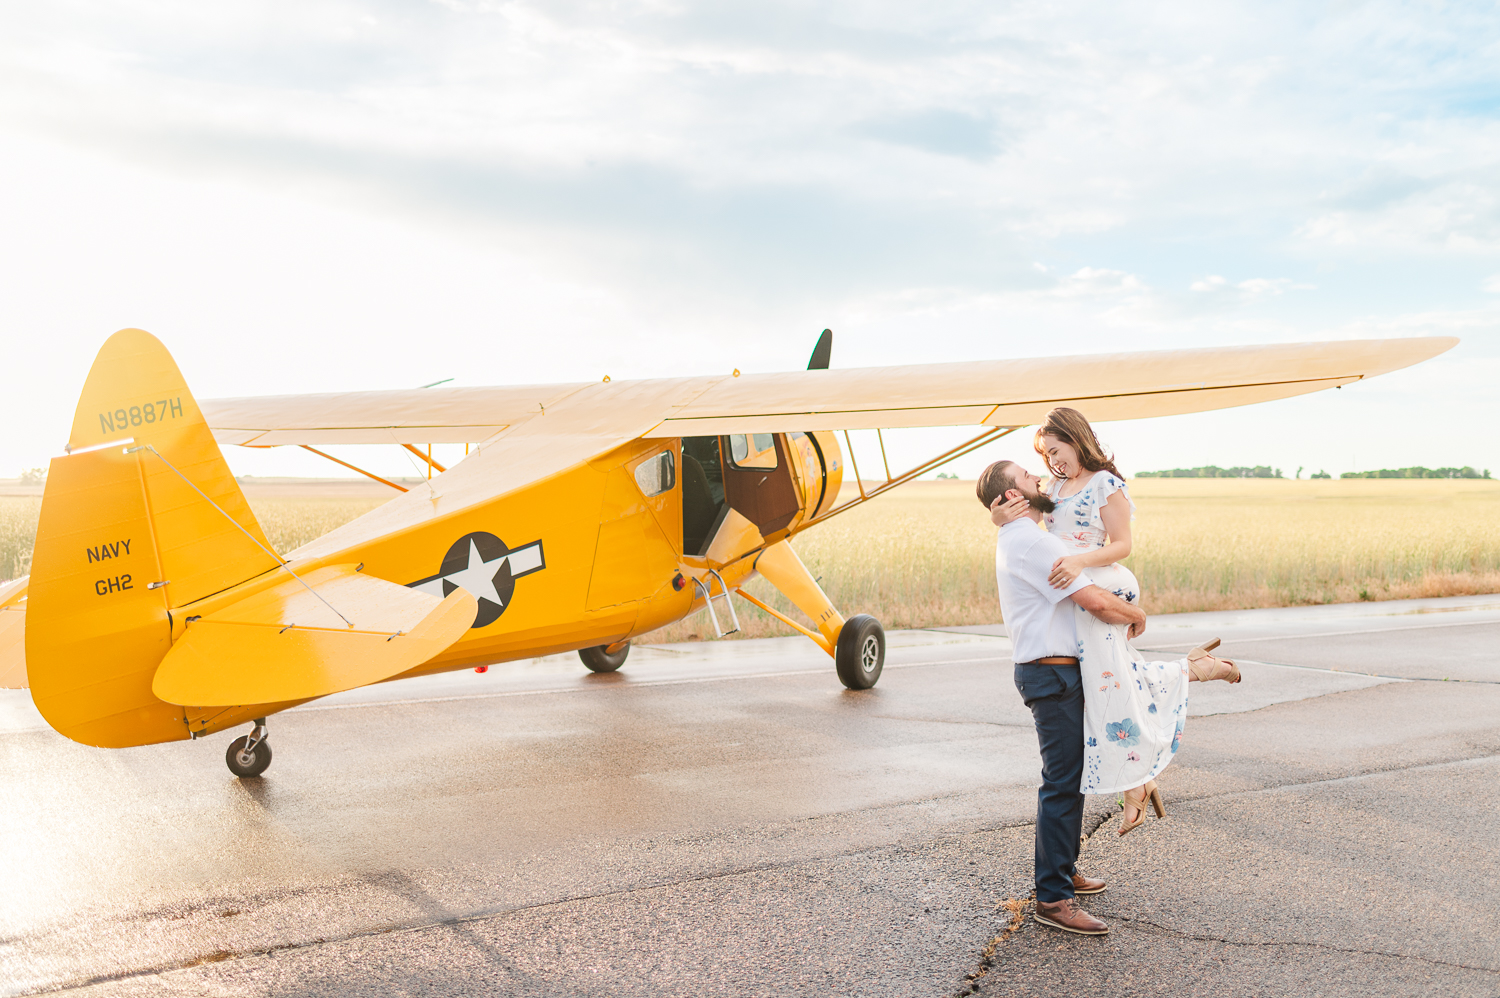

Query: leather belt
<box><xmin>1027</xmin><ymin>656</ymin><xmax>1080</xmax><ymax>666</ymax></box>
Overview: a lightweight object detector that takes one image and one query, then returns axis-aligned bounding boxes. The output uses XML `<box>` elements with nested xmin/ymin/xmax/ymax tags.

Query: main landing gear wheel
<box><xmin>226</xmin><ymin>719</ymin><xmax>271</xmax><ymax>778</ymax></box>
<box><xmin>835</xmin><ymin>614</ymin><xmax>885</xmax><ymax>690</ymax></box>
<box><xmin>579</xmin><ymin>641</ymin><xmax>631</xmax><ymax>673</ymax></box>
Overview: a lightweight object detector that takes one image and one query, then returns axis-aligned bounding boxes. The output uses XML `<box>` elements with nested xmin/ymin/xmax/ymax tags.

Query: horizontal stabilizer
<box><xmin>0</xmin><ymin>577</ymin><xmax>26</xmax><ymax>690</ymax></box>
<box><xmin>152</xmin><ymin>565</ymin><xmax>476</xmax><ymax>707</ymax></box>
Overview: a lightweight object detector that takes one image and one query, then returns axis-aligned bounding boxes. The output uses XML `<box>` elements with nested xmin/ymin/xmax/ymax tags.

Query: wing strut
<box><xmin>401</xmin><ymin>443</ymin><xmax>447</xmax><ymax>475</ymax></box>
<box><xmin>794</xmin><ymin>425</ymin><xmax>1022</xmax><ymax>532</ymax></box>
<box><xmin>296</xmin><ymin>445</ymin><xmax>409</xmax><ymax>493</ymax></box>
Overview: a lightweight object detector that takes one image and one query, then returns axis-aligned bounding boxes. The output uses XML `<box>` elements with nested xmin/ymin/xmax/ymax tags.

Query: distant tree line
<box><xmin>1339</xmin><ymin>466</ymin><xmax>1490</xmax><ymax>479</ymax></box>
<box><xmin>1135</xmin><ymin>466</ymin><xmax>1282</xmax><ymax>479</ymax></box>
<box><xmin>1134</xmin><ymin>465</ymin><xmax>1491</xmax><ymax>480</ymax></box>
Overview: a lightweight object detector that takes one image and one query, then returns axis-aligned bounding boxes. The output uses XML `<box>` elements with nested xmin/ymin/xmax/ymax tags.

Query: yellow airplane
<box><xmin>0</xmin><ymin>329</ymin><xmax>1455</xmax><ymax>776</ymax></box>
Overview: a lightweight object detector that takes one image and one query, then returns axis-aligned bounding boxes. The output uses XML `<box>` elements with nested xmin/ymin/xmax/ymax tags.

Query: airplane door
<box><xmin>721</xmin><ymin>433</ymin><xmax>801</xmax><ymax>535</ymax></box>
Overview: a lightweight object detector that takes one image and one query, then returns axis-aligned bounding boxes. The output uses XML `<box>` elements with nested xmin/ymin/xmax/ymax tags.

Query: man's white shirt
<box><xmin>995</xmin><ymin>519</ymin><xmax>1093</xmax><ymax>664</ymax></box>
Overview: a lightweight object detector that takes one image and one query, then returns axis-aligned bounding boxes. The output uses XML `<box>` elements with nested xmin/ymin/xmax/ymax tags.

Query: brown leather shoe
<box><xmin>1071</xmin><ymin>874</ymin><xmax>1106</xmax><ymax>895</ymax></box>
<box><xmin>1034</xmin><ymin>898</ymin><xmax>1109</xmax><ymax>935</ymax></box>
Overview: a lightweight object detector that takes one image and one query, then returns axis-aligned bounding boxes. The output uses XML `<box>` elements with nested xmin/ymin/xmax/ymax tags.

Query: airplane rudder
<box><xmin>24</xmin><ymin>329</ymin><xmax>278</xmax><ymax>746</ymax></box>
<box><xmin>27</xmin><ymin>443</ymin><xmax>179</xmax><ymax>745</ymax></box>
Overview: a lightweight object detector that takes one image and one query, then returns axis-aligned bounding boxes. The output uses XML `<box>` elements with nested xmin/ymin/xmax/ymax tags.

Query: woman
<box><xmin>993</xmin><ymin>407</ymin><xmax>1239</xmax><ymax>835</ymax></box>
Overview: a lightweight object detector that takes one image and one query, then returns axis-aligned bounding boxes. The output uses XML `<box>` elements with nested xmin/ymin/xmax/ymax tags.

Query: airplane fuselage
<box><xmin>166</xmin><ymin>431</ymin><xmax>843</xmax><ymax>741</ymax></box>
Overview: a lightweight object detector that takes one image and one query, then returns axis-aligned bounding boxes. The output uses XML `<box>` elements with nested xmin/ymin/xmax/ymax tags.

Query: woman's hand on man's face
<box><xmin>990</xmin><ymin>492</ymin><xmax>1029</xmax><ymax>527</ymax></box>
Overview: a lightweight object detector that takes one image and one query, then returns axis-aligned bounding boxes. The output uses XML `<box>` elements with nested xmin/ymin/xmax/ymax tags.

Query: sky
<box><xmin>2</xmin><ymin>0</ymin><xmax>1498</xmax><ymax>482</ymax></box>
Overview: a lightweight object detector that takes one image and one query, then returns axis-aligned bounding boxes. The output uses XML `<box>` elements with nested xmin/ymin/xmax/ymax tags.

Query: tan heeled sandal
<box><xmin>1117</xmin><ymin>779</ymin><xmax>1165</xmax><ymax>836</ymax></box>
<box><xmin>1187</xmin><ymin>638</ymin><xmax>1241</xmax><ymax>684</ymax></box>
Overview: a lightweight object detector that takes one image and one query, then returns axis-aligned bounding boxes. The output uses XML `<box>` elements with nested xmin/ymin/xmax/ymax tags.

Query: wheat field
<box><xmin>651</xmin><ymin>477</ymin><xmax>1500</xmax><ymax>641</ymax></box>
<box><xmin>0</xmin><ymin>497</ymin><xmax>40</xmax><ymax>583</ymax></box>
<box><xmin>4</xmin><ymin>479</ymin><xmax>1498</xmax><ymax>642</ymax></box>
<box><xmin>0</xmin><ymin>497</ymin><xmax>385</xmax><ymax>582</ymax></box>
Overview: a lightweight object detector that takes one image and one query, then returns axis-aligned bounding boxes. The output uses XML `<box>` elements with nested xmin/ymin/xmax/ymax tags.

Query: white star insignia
<box><xmin>444</xmin><ymin>538</ymin><xmax>507</xmax><ymax>605</ymax></box>
<box><xmin>411</xmin><ymin>538</ymin><xmax>545</xmax><ymax>606</ymax></box>
<box><xmin>412</xmin><ymin>538</ymin><xmax>505</xmax><ymax>605</ymax></box>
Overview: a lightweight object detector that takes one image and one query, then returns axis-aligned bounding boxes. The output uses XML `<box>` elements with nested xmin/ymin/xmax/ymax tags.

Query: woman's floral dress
<box><xmin>1046</xmin><ymin>470</ymin><xmax>1189</xmax><ymax>795</ymax></box>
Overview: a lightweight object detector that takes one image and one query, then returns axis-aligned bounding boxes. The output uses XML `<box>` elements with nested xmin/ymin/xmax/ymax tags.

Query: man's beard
<box><xmin>1027</xmin><ymin>493</ymin><xmax>1056</xmax><ymax>513</ymax></box>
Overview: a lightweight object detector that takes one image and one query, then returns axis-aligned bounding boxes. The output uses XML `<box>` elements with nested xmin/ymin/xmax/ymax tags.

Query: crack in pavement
<box><xmin>1138</xmin><ymin>618</ymin><xmax>1500</xmax><ymax>685</ymax></box>
<box><xmin>1154</xmin><ymin>751</ymin><xmax>1500</xmax><ymax>808</ymax></box>
<box><xmin>950</xmin><ymin>750</ymin><xmax>1500</xmax><ymax>995</ymax></box>
<box><xmin>1105</xmin><ymin>912</ymin><xmax>1500</xmax><ymax>975</ymax></box>
<box><xmin>27</xmin><ymin>870</ymin><xmax>793</xmax><ymax>994</ymax></box>
<box><xmin>1135</xmin><ymin>652</ymin><xmax>1497</xmax><ymax>686</ymax></box>
<box><xmin>957</xmin><ymin>895</ymin><xmax>1030</xmax><ymax>995</ymax></box>
<box><xmin>25</xmin><ymin>825</ymin><xmax>1018</xmax><ymax>996</ymax></box>
<box><xmin>6</xmin><ymin>782</ymin><xmax>1048</xmax><ymax>971</ymax></box>
<box><xmin>1140</xmin><ymin>616</ymin><xmax>1500</xmax><ymax>651</ymax></box>
<box><xmin>20</xmin><ymin>753</ymin><xmax>1500</xmax><ymax>996</ymax></box>
<box><xmin>955</xmin><ymin>778</ymin><xmax>1123</xmax><ymax>995</ymax></box>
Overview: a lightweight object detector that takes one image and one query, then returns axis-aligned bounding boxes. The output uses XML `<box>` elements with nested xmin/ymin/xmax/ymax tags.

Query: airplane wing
<box><xmin>210</xmin><ymin>336</ymin><xmax>1454</xmax><ymax>566</ymax></box>
<box><xmin>201</xmin><ymin>337</ymin><xmax>1456</xmax><ymax>446</ymax></box>
<box><xmin>638</xmin><ymin>337</ymin><xmax>1459</xmax><ymax>436</ymax></box>
<box><xmin>201</xmin><ymin>383</ymin><xmax>594</xmax><ymax>445</ymax></box>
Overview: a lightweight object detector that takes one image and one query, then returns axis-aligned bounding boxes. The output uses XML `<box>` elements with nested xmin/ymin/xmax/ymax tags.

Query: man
<box><xmin>977</xmin><ymin>459</ymin><xmax>1147</xmax><ymax>936</ymax></box>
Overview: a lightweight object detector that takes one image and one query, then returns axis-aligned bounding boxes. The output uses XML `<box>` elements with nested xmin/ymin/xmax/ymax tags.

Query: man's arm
<box><xmin>1070</xmin><ymin>585</ymin><xmax>1147</xmax><ymax>639</ymax></box>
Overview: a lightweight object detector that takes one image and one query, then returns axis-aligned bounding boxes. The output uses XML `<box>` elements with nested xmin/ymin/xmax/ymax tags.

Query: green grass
<box><xmin>6</xmin><ymin>480</ymin><xmax>1500</xmax><ymax>644</ymax></box>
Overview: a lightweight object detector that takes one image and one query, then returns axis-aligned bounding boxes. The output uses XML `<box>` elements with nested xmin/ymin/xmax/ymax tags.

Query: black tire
<box><xmin>226</xmin><ymin>735</ymin><xmax>272</xmax><ymax>778</ymax></box>
<box><xmin>579</xmin><ymin>642</ymin><xmax>630</xmax><ymax>673</ymax></box>
<box><xmin>835</xmin><ymin>614</ymin><xmax>885</xmax><ymax>690</ymax></box>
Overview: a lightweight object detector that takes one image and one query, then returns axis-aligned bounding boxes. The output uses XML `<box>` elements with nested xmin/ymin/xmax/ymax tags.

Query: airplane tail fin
<box><xmin>25</xmin><ymin>329</ymin><xmax>474</xmax><ymax>747</ymax></box>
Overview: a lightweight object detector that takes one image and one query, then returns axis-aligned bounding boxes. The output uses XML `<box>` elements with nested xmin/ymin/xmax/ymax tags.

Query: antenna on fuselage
<box><xmin>807</xmin><ymin>329</ymin><xmax>832</xmax><ymax>370</ymax></box>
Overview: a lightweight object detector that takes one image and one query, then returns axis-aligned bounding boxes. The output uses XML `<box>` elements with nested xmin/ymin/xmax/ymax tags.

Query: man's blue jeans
<box><xmin>1014</xmin><ymin>661</ymin><xmax>1085</xmax><ymax>903</ymax></box>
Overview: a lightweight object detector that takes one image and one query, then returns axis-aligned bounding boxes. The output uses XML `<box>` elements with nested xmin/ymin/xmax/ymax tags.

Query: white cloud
<box><xmin>1052</xmin><ymin>267</ymin><xmax>1148</xmax><ymax>298</ymax></box>
<box><xmin>1300</xmin><ymin>180</ymin><xmax>1500</xmax><ymax>252</ymax></box>
<box><xmin>1190</xmin><ymin>276</ymin><xmax>1310</xmax><ymax>300</ymax></box>
<box><xmin>0</xmin><ymin>0</ymin><xmax>1494</xmax><ymax>289</ymax></box>
<box><xmin>0</xmin><ymin>1</ymin><xmax>1498</xmax><ymax>478</ymax></box>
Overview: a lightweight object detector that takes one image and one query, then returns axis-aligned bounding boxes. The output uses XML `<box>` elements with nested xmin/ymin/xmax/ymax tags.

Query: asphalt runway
<box><xmin>2</xmin><ymin>595</ymin><xmax>1498</xmax><ymax>997</ymax></box>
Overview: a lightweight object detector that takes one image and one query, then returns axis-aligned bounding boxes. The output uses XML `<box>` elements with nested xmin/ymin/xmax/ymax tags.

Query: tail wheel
<box><xmin>579</xmin><ymin>642</ymin><xmax>630</xmax><ymax>673</ymax></box>
<box><xmin>835</xmin><ymin>614</ymin><xmax>885</xmax><ymax>690</ymax></box>
<box><xmin>226</xmin><ymin>735</ymin><xmax>272</xmax><ymax>778</ymax></box>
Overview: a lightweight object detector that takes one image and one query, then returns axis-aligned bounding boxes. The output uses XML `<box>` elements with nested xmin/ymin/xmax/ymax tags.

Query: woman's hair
<box><xmin>1033</xmin><ymin>407</ymin><xmax>1125</xmax><ymax>481</ymax></box>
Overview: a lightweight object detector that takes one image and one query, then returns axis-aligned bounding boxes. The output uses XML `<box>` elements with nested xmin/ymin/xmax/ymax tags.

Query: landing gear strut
<box><xmin>226</xmin><ymin>718</ymin><xmax>272</xmax><ymax>777</ymax></box>
<box><xmin>752</xmin><ymin>541</ymin><xmax>886</xmax><ymax>691</ymax></box>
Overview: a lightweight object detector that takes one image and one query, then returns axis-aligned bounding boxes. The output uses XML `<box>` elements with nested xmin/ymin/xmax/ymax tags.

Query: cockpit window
<box><xmin>633</xmin><ymin>450</ymin><xmax>676</xmax><ymax>497</ymax></box>
<box><xmin>728</xmin><ymin>433</ymin><xmax>777</xmax><ymax>470</ymax></box>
